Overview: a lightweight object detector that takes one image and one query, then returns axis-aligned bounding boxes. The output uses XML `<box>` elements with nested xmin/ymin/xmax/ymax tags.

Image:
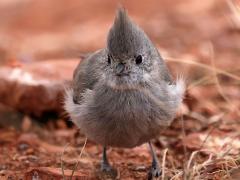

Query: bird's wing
<box><xmin>72</xmin><ymin>49</ymin><xmax>104</xmax><ymax>104</ymax></box>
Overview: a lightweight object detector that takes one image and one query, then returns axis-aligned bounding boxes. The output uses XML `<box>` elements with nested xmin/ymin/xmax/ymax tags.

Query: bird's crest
<box><xmin>107</xmin><ymin>7</ymin><xmax>150</xmax><ymax>57</ymax></box>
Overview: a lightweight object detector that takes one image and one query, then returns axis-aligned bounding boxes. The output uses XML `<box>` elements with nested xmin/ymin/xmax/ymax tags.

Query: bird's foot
<box><xmin>99</xmin><ymin>161</ymin><xmax>117</xmax><ymax>179</ymax></box>
<box><xmin>148</xmin><ymin>165</ymin><xmax>162</xmax><ymax>180</ymax></box>
<box><xmin>101</xmin><ymin>161</ymin><xmax>113</xmax><ymax>172</ymax></box>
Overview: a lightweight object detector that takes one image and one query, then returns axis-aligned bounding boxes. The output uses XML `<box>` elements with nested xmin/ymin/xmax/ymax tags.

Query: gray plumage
<box><xmin>64</xmin><ymin>8</ymin><xmax>185</xmax><ymax>148</ymax></box>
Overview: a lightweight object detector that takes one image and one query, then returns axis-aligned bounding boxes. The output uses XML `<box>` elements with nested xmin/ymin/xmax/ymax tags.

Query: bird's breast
<box><xmin>76</xmin><ymin>85</ymin><xmax>171</xmax><ymax>147</ymax></box>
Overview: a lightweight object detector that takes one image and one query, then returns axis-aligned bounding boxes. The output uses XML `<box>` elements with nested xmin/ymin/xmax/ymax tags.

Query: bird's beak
<box><xmin>116</xmin><ymin>63</ymin><xmax>125</xmax><ymax>75</ymax></box>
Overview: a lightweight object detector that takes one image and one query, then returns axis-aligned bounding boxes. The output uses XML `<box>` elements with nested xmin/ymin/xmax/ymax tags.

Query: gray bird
<box><xmin>64</xmin><ymin>8</ymin><xmax>185</xmax><ymax>179</ymax></box>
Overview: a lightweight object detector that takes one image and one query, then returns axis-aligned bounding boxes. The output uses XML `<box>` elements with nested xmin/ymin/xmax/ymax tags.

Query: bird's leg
<box><xmin>101</xmin><ymin>146</ymin><xmax>112</xmax><ymax>172</ymax></box>
<box><xmin>148</xmin><ymin>142</ymin><xmax>161</xmax><ymax>179</ymax></box>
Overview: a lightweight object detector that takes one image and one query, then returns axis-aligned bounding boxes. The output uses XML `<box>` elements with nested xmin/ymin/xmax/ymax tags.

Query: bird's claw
<box><xmin>148</xmin><ymin>166</ymin><xmax>162</xmax><ymax>180</ymax></box>
<box><xmin>101</xmin><ymin>162</ymin><xmax>113</xmax><ymax>172</ymax></box>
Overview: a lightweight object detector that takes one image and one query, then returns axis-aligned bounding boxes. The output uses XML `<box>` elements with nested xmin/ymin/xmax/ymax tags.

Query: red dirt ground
<box><xmin>0</xmin><ymin>0</ymin><xmax>240</xmax><ymax>179</ymax></box>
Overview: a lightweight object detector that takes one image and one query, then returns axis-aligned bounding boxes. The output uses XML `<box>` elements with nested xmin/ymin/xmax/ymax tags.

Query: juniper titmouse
<box><xmin>65</xmin><ymin>8</ymin><xmax>185</xmax><ymax>179</ymax></box>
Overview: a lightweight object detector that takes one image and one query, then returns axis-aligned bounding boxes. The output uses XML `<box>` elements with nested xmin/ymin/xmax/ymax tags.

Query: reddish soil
<box><xmin>0</xmin><ymin>0</ymin><xmax>240</xmax><ymax>179</ymax></box>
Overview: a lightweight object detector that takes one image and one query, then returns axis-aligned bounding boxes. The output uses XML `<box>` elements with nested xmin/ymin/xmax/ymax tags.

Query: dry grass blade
<box><xmin>187</xmin><ymin>68</ymin><xmax>240</xmax><ymax>90</ymax></box>
<box><xmin>170</xmin><ymin>171</ymin><xmax>183</xmax><ymax>180</ymax></box>
<box><xmin>199</xmin><ymin>121</ymin><xmax>221</xmax><ymax>150</ymax></box>
<box><xmin>180</xmin><ymin>113</ymin><xmax>187</xmax><ymax>180</ymax></box>
<box><xmin>208</xmin><ymin>42</ymin><xmax>240</xmax><ymax>116</ymax></box>
<box><xmin>188</xmin><ymin>153</ymin><xmax>213</xmax><ymax>179</ymax></box>
<box><xmin>161</xmin><ymin>148</ymin><xmax>168</xmax><ymax>180</ymax></box>
<box><xmin>187</xmin><ymin>75</ymin><xmax>213</xmax><ymax>90</ymax></box>
<box><xmin>70</xmin><ymin>137</ymin><xmax>88</xmax><ymax>180</ymax></box>
<box><xmin>226</xmin><ymin>0</ymin><xmax>240</xmax><ymax>28</ymax></box>
<box><xmin>219</xmin><ymin>135</ymin><xmax>240</xmax><ymax>158</ymax></box>
<box><xmin>225</xmin><ymin>161</ymin><xmax>232</xmax><ymax>179</ymax></box>
<box><xmin>61</xmin><ymin>143</ymin><xmax>70</xmax><ymax>180</ymax></box>
<box><xmin>187</xmin><ymin>151</ymin><xmax>199</xmax><ymax>171</ymax></box>
<box><xmin>165</xmin><ymin>57</ymin><xmax>240</xmax><ymax>81</ymax></box>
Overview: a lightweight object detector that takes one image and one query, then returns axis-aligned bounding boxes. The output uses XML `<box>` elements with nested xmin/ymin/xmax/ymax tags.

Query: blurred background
<box><xmin>0</xmin><ymin>0</ymin><xmax>239</xmax><ymax>179</ymax></box>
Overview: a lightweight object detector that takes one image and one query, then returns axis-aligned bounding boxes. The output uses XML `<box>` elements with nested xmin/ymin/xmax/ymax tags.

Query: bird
<box><xmin>64</xmin><ymin>7</ymin><xmax>185</xmax><ymax>179</ymax></box>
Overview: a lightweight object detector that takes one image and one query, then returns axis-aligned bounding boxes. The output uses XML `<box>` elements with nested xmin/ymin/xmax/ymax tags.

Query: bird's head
<box><xmin>103</xmin><ymin>8</ymin><xmax>163</xmax><ymax>89</ymax></box>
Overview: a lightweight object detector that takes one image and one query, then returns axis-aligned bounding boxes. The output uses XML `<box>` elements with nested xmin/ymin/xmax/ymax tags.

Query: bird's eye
<box><xmin>135</xmin><ymin>55</ymin><xmax>142</xmax><ymax>64</ymax></box>
<box><xmin>108</xmin><ymin>55</ymin><xmax>111</xmax><ymax>64</ymax></box>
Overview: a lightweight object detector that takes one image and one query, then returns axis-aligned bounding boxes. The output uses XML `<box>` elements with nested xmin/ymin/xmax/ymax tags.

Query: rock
<box><xmin>0</xmin><ymin>59</ymin><xmax>80</xmax><ymax>117</ymax></box>
<box><xmin>0</xmin><ymin>104</ymin><xmax>24</xmax><ymax>129</ymax></box>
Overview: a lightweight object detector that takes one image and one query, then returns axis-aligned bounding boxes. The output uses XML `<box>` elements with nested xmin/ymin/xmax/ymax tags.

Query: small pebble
<box><xmin>134</xmin><ymin>165</ymin><xmax>147</xmax><ymax>172</ymax></box>
<box><xmin>18</xmin><ymin>143</ymin><xmax>29</xmax><ymax>151</ymax></box>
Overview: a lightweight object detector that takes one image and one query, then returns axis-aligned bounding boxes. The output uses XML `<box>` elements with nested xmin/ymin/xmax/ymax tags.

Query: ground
<box><xmin>0</xmin><ymin>0</ymin><xmax>240</xmax><ymax>179</ymax></box>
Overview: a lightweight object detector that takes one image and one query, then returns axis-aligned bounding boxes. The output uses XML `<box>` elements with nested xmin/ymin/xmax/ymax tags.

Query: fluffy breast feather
<box><xmin>64</xmin><ymin>78</ymin><xmax>185</xmax><ymax>148</ymax></box>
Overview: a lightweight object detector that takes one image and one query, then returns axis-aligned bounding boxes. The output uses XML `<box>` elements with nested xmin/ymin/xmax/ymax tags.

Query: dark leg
<box><xmin>101</xmin><ymin>146</ymin><xmax>112</xmax><ymax>172</ymax></box>
<box><xmin>148</xmin><ymin>142</ymin><xmax>161</xmax><ymax>180</ymax></box>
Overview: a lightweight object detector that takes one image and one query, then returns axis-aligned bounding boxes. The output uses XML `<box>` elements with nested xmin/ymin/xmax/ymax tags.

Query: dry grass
<box><xmin>162</xmin><ymin>42</ymin><xmax>240</xmax><ymax>179</ymax></box>
<box><xmin>227</xmin><ymin>0</ymin><xmax>240</xmax><ymax>28</ymax></box>
<box><xmin>161</xmin><ymin>148</ymin><xmax>168</xmax><ymax>180</ymax></box>
<box><xmin>60</xmin><ymin>138</ymin><xmax>88</xmax><ymax>179</ymax></box>
<box><xmin>61</xmin><ymin>143</ymin><xmax>70</xmax><ymax>180</ymax></box>
<box><xmin>70</xmin><ymin>137</ymin><xmax>88</xmax><ymax>179</ymax></box>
